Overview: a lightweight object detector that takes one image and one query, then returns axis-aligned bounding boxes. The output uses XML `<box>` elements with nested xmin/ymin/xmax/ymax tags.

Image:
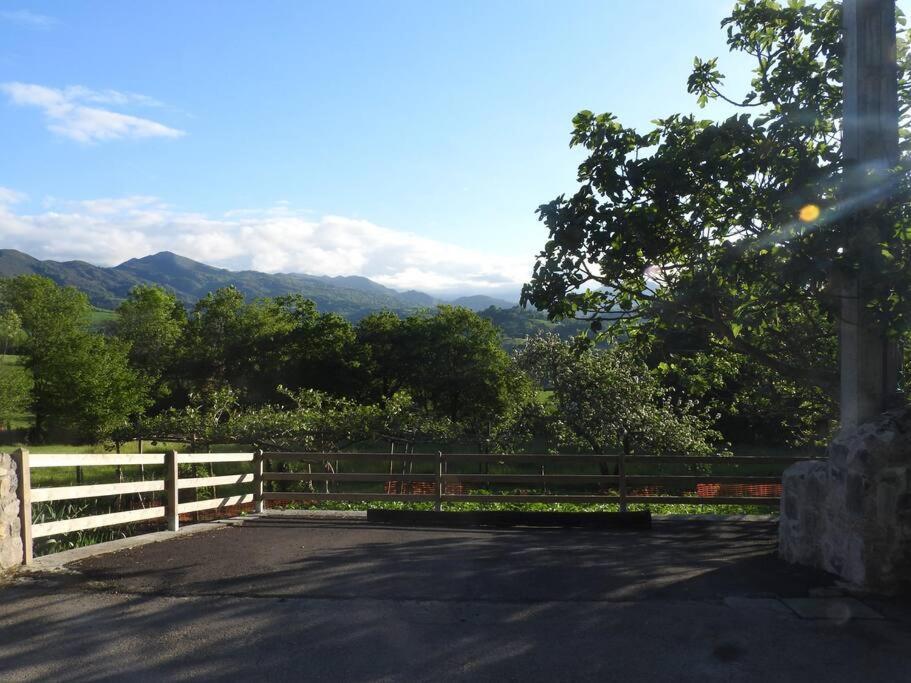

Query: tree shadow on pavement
<box><xmin>1</xmin><ymin>518</ymin><xmax>908</xmax><ymax>682</ymax></box>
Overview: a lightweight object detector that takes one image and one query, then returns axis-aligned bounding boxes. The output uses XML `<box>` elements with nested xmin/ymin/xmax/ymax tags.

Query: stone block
<box><xmin>780</xmin><ymin>408</ymin><xmax>911</xmax><ymax>592</ymax></box>
<box><xmin>0</xmin><ymin>536</ymin><xmax>22</xmax><ymax>570</ymax></box>
<box><xmin>0</xmin><ymin>453</ymin><xmax>22</xmax><ymax>571</ymax></box>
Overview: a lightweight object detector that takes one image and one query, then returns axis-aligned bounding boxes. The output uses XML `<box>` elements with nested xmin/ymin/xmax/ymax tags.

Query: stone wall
<box><xmin>780</xmin><ymin>408</ymin><xmax>911</xmax><ymax>592</ymax></box>
<box><xmin>0</xmin><ymin>452</ymin><xmax>23</xmax><ymax>570</ymax></box>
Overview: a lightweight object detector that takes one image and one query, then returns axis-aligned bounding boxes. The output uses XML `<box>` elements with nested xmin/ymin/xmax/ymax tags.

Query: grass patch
<box><xmin>32</xmin><ymin>498</ymin><xmax>167</xmax><ymax>556</ymax></box>
<box><xmin>89</xmin><ymin>307</ymin><xmax>116</xmax><ymax>330</ymax></box>
<box><xmin>275</xmin><ymin>491</ymin><xmax>778</xmax><ymax>517</ymax></box>
<box><xmin>278</xmin><ymin>501</ymin><xmax>777</xmax><ymax>516</ymax></box>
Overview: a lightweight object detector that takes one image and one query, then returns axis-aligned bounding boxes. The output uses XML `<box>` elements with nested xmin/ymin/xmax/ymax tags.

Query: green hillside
<box><xmin>0</xmin><ymin>249</ymin><xmax>432</xmax><ymax>319</ymax></box>
<box><xmin>0</xmin><ymin>249</ymin><xmax>524</xmax><ymax>319</ymax></box>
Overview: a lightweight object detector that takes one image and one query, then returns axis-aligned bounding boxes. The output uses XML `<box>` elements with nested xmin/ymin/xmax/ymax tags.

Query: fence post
<box><xmin>12</xmin><ymin>448</ymin><xmax>31</xmax><ymax>565</ymax></box>
<box><xmin>435</xmin><ymin>451</ymin><xmax>443</xmax><ymax>513</ymax></box>
<box><xmin>618</xmin><ymin>451</ymin><xmax>628</xmax><ymax>513</ymax></box>
<box><xmin>253</xmin><ymin>449</ymin><xmax>264</xmax><ymax>514</ymax></box>
<box><xmin>165</xmin><ymin>450</ymin><xmax>179</xmax><ymax>531</ymax></box>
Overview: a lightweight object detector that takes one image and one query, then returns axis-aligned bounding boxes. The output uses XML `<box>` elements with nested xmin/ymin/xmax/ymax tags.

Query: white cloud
<box><xmin>0</xmin><ymin>194</ymin><xmax>531</xmax><ymax>298</ymax></box>
<box><xmin>0</xmin><ymin>187</ymin><xmax>27</xmax><ymax>205</ymax></box>
<box><xmin>61</xmin><ymin>86</ymin><xmax>164</xmax><ymax>108</ymax></box>
<box><xmin>0</xmin><ymin>10</ymin><xmax>56</xmax><ymax>28</ymax></box>
<box><xmin>0</xmin><ymin>82</ymin><xmax>184</xmax><ymax>143</ymax></box>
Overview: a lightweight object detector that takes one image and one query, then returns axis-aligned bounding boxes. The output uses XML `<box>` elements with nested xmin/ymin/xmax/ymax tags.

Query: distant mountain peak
<box><xmin>1</xmin><ymin>249</ymin><xmax>516</xmax><ymax>318</ymax></box>
<box><xmin>118</xmin><ymin>250</ymin><xmax>200</xmax><ymax>268</ymax></box>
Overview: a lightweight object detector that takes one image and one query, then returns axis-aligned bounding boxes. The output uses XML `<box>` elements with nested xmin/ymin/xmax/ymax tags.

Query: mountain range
<box><xmin>0</xmin><ymin>249</ymin><xmax>516</xmax><ymax>318</ymax></box>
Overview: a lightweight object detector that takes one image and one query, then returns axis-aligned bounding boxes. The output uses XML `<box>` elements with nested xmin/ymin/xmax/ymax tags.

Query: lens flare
<box><xmin>798</xmin><ymin>203</ymin><xmax>821</xmax><ymax>222</ymax></box>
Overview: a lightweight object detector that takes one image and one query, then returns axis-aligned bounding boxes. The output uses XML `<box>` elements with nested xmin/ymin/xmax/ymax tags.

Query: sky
<box><xmin>0</xmin><ymin>0</ymin><xmax>783</xmax><ymax>299</ymax></box>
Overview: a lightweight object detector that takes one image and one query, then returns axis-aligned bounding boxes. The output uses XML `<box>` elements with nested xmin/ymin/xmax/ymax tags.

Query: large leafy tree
<box><xmin>268</xmin><ymin>295</ymin><xmax>362</xmax><ymax>399</ymax></box>
<box><xmin>0</xmin><ymin>308</ymin><xmax>26</xmax><ymax>356</ymax></box>
<box><xmin>112</xmin><ymin>285</ymin><xmax>187</xmax><ymax>407</ymax></box>
<box><xmin>2</xmin><ymin>275</ymin><xmax>149</xmax><ymax>441</ymax></box>
<box><xmin>0</xmin><ymin>308</ymin><xmax>32</xmax><ymax>429</ymax></box>
<box><xmin>0</xmin><ymin>358</ymin><xmax>31</xmax><ymax>430</ymax></box>
<box><xmin>404</xmin><ymin>306</ymin><xmax>523</xmax><ymax>429</ymax></box>
<box><xmin>516</xmin><ymin>334</ymin><xmax>723</xmax><ymax>457</ymax></box>
<box><xmin>521</xmin><ymin>0</ymin><xmax>911</xmax><ymax>399</ymax></box>
<box><xmin>3</xmin><ymin>275</ymin><xmax>93</xmax><ymax>434</ymax></box>
<box><xmin>178</xmin><ymin>289</ymin><xmax>360</xmax><ymax>404</ymax></box>
<box><xmin>359</xmin><ymin>306</ymin><xmax>527</xmax><ymax>435</ymax></box>
<box><xmin>42</xmin><ymin>334</ymin><xmax>149</xmax><ymax>443</ymax></box>
<box><xmin>356</xmin><ymin>310</ymin><xmax>408</xmax><ymax>399</ymax></box>
<box><xmin>0</xmin><ymin>295</ymin><xmax>33</xmax><ymax>430</ymax></box>
<box><xmin>2</xmin><ymin>275</ymin><xmax>90</xmax><ymax>347</ymax></box>
<box><xmin>652</xmin><ymin>342</ymin><xmax>835</xmax><ymax>448</ymax></box>
<box><xmin>180</xmin><ymin>286</ymin><xmax>261</xmax><ymax>396</ymax></box>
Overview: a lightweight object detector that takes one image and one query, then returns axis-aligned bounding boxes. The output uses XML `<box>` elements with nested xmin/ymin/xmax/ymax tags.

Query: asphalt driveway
<box><xmin>1</xmin><ymin>515</ymin><xmax>909</xmax><ymax>681</ymax></box>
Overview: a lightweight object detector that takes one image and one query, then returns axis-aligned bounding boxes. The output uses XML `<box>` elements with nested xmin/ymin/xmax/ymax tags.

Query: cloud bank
<box><xmin>0</xmin><ymin>83</ymin><xmax>184</xmax><ymax>143</ymax></box>
<box><xmin>0</xmin><ymin>190</ymin><xmax>530</xmax><ymax>298</ymax></box>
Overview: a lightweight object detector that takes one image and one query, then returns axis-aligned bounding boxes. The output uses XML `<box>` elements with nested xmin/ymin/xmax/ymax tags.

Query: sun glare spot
<box><xmin>798</xmin><ymin>203</ymin><xmax>821</xmax><ymax>222</ymax></box>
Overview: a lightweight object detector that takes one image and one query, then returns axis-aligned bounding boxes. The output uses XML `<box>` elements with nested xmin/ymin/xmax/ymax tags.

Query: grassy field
<box><xmin>89</xmin><ymin>307</ymin><xmax>116</xmax><ymax>331</ymax></box>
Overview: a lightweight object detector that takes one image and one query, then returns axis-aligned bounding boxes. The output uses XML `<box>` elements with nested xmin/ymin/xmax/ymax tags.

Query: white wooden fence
<box><xmin>11</xmin><ymin>449</ymin><xmax>263</xmax><ymax>565</ymax></box>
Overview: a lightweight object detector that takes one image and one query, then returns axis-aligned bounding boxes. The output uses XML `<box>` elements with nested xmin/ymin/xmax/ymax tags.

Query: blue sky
<box><xmin>0</xmin><ymin>1</ymin><xmax>787</xmax><ymax>297</ymax></box>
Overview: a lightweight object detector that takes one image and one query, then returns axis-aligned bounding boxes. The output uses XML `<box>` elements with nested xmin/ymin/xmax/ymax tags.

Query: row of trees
<box><xmin>0</xmin><ymin>275</ymin><xmax>726</xmax><ymax>456</ymax></box>
<box><xmin>111</xmin><ymin>285</ymin><xmax>521</xmax><ymax>429</ymax></box>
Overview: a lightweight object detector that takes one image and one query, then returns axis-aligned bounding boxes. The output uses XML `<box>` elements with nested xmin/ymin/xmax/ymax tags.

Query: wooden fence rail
<box><xmin>12</xmin><ymin>448</ymin><xmax>263</xmax><ymax>565</ymax></box>
<box><xmin>9</xmin><ymin>448</ymin><xmax>821</xmax><ymax>565</ymax></box>
<box><xmin>256</xmin><ymin>452</ymin><xmax>819</xmax><ymax>514</ymax></box>
<box><xmin>257</xmin><ymin>451</ymin><xmax>817</xmax><ymax>514</ymax></box>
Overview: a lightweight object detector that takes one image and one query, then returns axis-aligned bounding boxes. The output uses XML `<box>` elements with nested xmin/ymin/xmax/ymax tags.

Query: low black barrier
<box><xmin>366</xmin><ymin>509</ymin><xmax>652</xmax><ymax>529</ymax></box>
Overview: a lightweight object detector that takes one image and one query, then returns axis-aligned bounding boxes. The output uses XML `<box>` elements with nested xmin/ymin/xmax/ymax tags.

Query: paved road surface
<box><xmin>1</xmin><ymin>516</ymin><xmax>909</xmax><ymax>681</ymax></box>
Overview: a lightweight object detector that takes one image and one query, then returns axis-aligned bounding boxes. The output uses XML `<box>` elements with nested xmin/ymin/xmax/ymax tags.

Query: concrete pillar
<box><xmin>839</xmin><ymin>0</ymin><xmax>900</xmax><ymax>429</ymax></box>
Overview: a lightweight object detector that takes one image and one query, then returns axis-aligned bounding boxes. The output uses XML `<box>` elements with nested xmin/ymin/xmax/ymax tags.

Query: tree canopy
<box><xmin>2</xmin><ymin>275</ymin><xmax>149</xmax><ymax>441</ymax></box>
<box><xmin>516</xmin><ymin>334</ymin><xmax>722</xmax><ymax>457</ymax></box>
<box><xmin>112</xmin><ymin>285</ymin><xmax>186</xmax><ymax>407</ymax></box>
<box><xmin>1</xmin><ymin>276</ymin><xmax>542</xmax><ymax>447</ymax></box>
<box><xmin>521</xmin><ymin>0</ymin><xmax>911</xmax><ymax>399</ymax></box>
